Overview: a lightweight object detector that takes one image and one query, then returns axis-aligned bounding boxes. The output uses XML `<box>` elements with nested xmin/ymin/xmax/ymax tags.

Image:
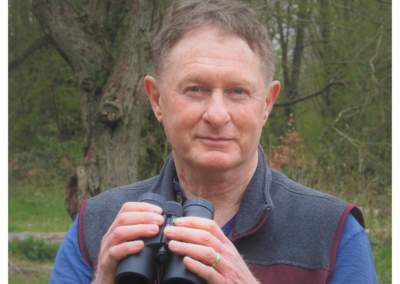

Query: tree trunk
<box><xmin>32</xmin><ymin>0</ymin><xmax>173</xmax><ymax>220</ymax></box>
<box><xmin>274</xmin><ymin>0</ymin><xmax>310</xmax><ymax>118</ymax></box>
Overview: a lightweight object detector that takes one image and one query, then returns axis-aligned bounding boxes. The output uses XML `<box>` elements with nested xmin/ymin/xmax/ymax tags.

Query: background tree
<box><xmin>10</xmin><ymin>0</ymin><xmax>175</xmax><ymax>220</ymax></box>
<box><xmin>258</xmin><ymin>0</ymin><xmax>391</xmax><ymax>186</ymax></box>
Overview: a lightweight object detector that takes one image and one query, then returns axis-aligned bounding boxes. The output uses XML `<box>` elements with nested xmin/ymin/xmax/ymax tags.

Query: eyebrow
<box><xmin>180</xmin><ymin>71</ymin><xmax>256</xmax><ymax>88</ymax></box>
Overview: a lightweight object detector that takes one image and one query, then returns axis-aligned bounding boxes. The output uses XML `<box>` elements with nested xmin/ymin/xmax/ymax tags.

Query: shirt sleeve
<box><xmin>328</xmin><ymin>213</ymin><xmax>378</xmax><ymax>284</ymax></box>
<box><xmin>49</xmin><ymin>215</ymin><xmax>93</xmax><ymax>284</ymax></box>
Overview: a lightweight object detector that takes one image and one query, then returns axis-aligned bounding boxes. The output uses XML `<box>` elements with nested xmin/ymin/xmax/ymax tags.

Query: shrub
<box><xmin>9</xmin><ymin>237</ymin><xmax>59</xmax><ymax>262</ymax></box>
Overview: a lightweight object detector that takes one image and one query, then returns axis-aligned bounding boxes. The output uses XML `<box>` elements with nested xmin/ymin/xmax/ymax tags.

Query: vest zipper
<box><xmin>229</xmin><ymin>207</ymin><xmax>270</xmax><ymax>242</ymax></box>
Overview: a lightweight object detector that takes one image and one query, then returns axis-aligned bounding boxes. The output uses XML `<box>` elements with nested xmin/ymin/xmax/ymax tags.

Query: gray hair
<box><xmin>152</xmin><ymin>0</ymin><xmax>275</xmax><ymax>83</ymax></box>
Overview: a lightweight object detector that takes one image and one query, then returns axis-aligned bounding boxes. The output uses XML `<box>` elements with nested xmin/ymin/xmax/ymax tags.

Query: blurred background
<box><xmin>8</xmin><ymin>0</ymin><xmax>391</xmax><ymax>283</ymax></box>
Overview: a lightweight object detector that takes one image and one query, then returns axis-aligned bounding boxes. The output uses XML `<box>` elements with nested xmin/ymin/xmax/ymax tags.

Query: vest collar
<box><xmin>149</xmin><ymin>145</ymin><xmax>274</xmax><ymax>235</ymax></box>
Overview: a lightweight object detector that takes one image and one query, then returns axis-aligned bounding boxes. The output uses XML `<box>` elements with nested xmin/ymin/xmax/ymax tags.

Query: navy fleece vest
<box><xmin>78</xmin><ymin>146</ymin><xmax>364</xmax><ymax>283</ymax></box>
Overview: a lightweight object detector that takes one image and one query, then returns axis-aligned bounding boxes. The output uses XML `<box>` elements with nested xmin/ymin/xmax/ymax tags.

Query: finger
<box><xmin>106</xmin><ymin>224</ymin><xmax>160</xmax><ymax>247</ymax></box>
<box><xmin>116</xmin><ymin>211</ymin><xmax>164</xmax><ymax>227</ymax></box>
<box><xmin>174</xmin><ymin>217</ymin><xmax>227</xmax><ymax>243</ymax></box>
<box><xmin>108</xmin><ymin>240</ymin><xmax>145</xmax><ymax>262</ymax></box>
<box><xmin>168</xmin><ymin>240</ymin><xmax>220</xmax><ymax>267</ymax></box>
<box><xmin>183</xmin><ymin>256</ymin><xmax>224</xmax><ymax>284</ymax></box>
<box><xmin>107</xmin><ymin>203</ymin><xmax>163</xmax><ymax>233</ymax></box>
<box><xmin>119</xmin><ymin>201</ymin><xmax>163</xmax><ymax>215</ymax></box>
<box><xmin>164</xmin><ymin>226</ymin><xmax>220</xmax><ymax>248</ymax></box>
<box><xmin>97</xmin><ymin>240</ymin><xmax>145</xmax><ymax>282</ymax></box>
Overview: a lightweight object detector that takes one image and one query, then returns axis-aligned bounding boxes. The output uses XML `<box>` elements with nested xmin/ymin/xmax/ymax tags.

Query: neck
<box><xmin>173</xmin><ymin>152</ymin><xmax>259</xmax><ymax>227</ymax></box>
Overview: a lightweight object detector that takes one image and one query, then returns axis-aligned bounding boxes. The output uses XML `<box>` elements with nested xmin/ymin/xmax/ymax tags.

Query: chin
<box><xmin>191</xmin><ymin>152</ymin><xmax>240</xmax><ymax>171</ymax></box>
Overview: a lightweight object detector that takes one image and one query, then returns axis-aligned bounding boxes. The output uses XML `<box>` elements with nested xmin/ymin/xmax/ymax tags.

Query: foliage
<box><xmin>9</xmin><ymin>238</ymin><xmax>59</xmax><ymax>261</ymax></box>
<box><xmin>259</xmin><ymin>0</ymin><xmax>391</xmax><ymax>206</ymax></box>
<box><xmin>8</xmin><ymin>0</ymin><xmax>391</xmax><ymax>186</ymax></box>
<box><xmin>139</xmin><ymin>107</ymin><xmax>170</xmax><ymax>180</ymax></box>
<box><xmin>265</xmin><ymin>115</ymin><xmax>391</xmax><ymax>225</ymax></box>
<box><xmin>9</xmin><ymin>0</ymin><xmax>82</xmax><ymax>155</ymax></box>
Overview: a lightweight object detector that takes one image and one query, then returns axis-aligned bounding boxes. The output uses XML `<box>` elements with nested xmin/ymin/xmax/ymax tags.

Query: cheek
<box><xmin>163</xmin><ymin>99</ymin><xmax>202</xmax><ymax>133</ymax></box>
<box><xmin>234</xmin><ymin>100</ymin><xmax>265</xmax><ymax>121</ymax></box>
<box><xmin>232</xmin><ymin>106</ymin><xmax>265</xmax><ymax>137</ymax></box>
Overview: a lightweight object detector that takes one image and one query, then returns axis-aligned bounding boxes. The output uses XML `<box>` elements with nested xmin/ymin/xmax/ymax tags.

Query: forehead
<box><xmin>162</xmin><ymin>28</ymin><xmax>265</xmax><ymax>83</ymax></box>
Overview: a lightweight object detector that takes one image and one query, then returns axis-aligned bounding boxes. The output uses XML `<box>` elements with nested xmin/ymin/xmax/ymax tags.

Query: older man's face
<box><xmin>145</xmin><ymin>27</ymin><xmax>279</xmax><ymax>172</ymax></box>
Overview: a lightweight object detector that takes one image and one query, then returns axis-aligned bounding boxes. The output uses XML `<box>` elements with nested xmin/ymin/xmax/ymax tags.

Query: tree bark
<box><xmin>32</xmin><ymin>0</ymin><xmax>173</xmax><ymax>220</ymax></box>
<box><xmin>274</xmin><ymin>0</ymin><xmax>310</xmax><ymax>117</ymax></box>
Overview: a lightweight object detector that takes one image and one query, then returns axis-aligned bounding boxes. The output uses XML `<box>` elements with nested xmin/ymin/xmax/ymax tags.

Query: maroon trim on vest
<box><xmin>230</xmin><ymin>222</ymin><xmax>239</xmax><ymax>239</ymax></box>
<box><xmin>327</xmin><ymin>204</ymin><xmax>365</xmax><ymax>282</ymax></box>
<box><xmin>78</xmin><ymin>200</ymin><xmax>92</xmax><ymax>269</ymax></box>
<box><xmin>248</xmin><ymin>263</ymin><xmax>328</xmax><ymax>284</ymax></box>
<box><xmin>230</xmin><ymin>207</ymin><xmax>270</xmax><ymax>242</ymax></box>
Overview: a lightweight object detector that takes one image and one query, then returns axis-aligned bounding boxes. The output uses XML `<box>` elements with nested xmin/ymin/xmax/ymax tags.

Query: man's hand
<box><xmin>92</xmin><ymin>202</ymin><xmax>164</xmax><ymax>284</ymax></box>
<box><xmin>163</xmin><ymin>217</ymin><xmax>260</xmax><ymax>284</ymax></box>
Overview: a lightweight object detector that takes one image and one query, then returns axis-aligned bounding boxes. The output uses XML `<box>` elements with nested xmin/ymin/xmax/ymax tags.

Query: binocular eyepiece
<box><xmin>114</xmin><ymin>193</ymin><xmax>215</xmax><ymax>284</ymax></box>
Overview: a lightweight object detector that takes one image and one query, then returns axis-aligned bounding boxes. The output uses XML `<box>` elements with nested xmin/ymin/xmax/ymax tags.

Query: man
<box><xmin>50</xmin><ymin>0</ymin><xmax>378</xmax><ymax>283</ymax></box>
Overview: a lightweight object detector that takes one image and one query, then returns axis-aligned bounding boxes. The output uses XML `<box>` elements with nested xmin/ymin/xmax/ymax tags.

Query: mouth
<box><xmin>197</xmin><ymin>136</ymin><xmax>233</xmax><ymax>144</ymax></box>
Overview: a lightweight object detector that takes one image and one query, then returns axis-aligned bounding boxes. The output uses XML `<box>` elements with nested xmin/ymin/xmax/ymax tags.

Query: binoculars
<box><xmin>114</xmin><ymin>192</ymin><xmax>215</xmax><ymax>284</ymax></box>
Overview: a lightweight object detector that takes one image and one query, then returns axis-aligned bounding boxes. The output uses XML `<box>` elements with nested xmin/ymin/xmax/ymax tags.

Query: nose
<box><xmin>202</xmin><ymin>92</ymin><xmax>231</xmax><ymax>128</ymax></box>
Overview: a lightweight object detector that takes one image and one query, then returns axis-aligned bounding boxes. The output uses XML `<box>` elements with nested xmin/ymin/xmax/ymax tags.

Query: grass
<box><xmin>8</xmin><ymin>176</ymin><xmax>71</xmax><ymax>284</ymax></box>
<box><xmin>9</xmin><ymin>177</ymin><xmax>73</xmax><ymax>233</ymax></box>
<box><xmin>372</xmin><ymin>241</ymin><xmax>392</xmax><ymax>284</ymax></box>
<box><xmin>9</xmin><ymin>257</ymin><xmax>54</xmax><ymax>284</ymax></box>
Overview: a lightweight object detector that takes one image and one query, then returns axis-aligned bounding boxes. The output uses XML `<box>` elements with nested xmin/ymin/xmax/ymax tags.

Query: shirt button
<box><xmin>176</xmin><ymin>195</ymin><xmax>183</xmax><ymax>204</ymax></box>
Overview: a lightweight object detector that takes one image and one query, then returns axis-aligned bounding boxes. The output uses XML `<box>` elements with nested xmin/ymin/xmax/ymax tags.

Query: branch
<box><xmin>32</xmin><ymin>0</ymin><xmax>108</xmax><ymax>77</ymax></box>
<box><xmin>369</xmin><ymin>25</ymin><xmax>383</xmax><ymax>91</ymax></box>
<box><xmin>264</xmin><ymin>11</ymin><xmax>375</xmax><ymax>34</ymax></box>
<box><xmin>274</xmin><ymin>81</ymin><xmax>338</xmax><ymax>107</ymax></box>
<box><xmin>8</xmin><ymin>35</ymin><xmax>52</xmax><ymax>71</ymax></box>
<box><xmin>328</xmin><ymin>101</ymin><xmax>391</xmax><ymax>150</ymax></box>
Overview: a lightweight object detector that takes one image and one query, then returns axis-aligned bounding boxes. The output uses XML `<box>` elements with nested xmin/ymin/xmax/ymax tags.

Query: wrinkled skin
<box><xmin>164</xmin><ymin>216</ymin><xmax>260</xmax><ymax>284</ymax></box>
<box><xmin>92</xmin><ymin>202</ymin><xmax>164</xmax><ymax>284</ymax></box>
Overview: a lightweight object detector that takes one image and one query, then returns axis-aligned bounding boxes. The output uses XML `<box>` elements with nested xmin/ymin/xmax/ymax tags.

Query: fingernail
<box><xmin>134</xmin><ymin>241</ymin><xmax>144</xmax><ymax>248</ymax></box>
<box><xmin>169</xmin><ymin>241</ymin><xmax>178</xmax><ymax>249</ymax></box>
<box><xmin>164</xmin><ymin>226</ymin><xmax>173</xmax><ymax>234</ymax></box>
<box><xmin>152</xmin><ymin>206</ymin><xmax>162</xmax><ymax>213</ymax></box>
<box><xmin>154</xmin><ymin>215</ymin><xmax>164</xmax><ymax>223</ymax></box>
<box><xmin>174</xmin><ymin>218</ymin><xmax>183</xmax><ymax>225</ymax></box>
<box><xmin>185</xmin><ymin>256</ymin><xmax>194</xmax><ymax>266</ymax></box>
<box><xmin>149</xmin><ymin>225</ymin><xmax>158</xmax><ymax>233</ymax></box>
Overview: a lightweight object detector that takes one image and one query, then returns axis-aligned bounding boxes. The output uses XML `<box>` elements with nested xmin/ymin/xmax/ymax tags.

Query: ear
<box><xmin>263</xmin><ymin>81</ymin><xmax>280</xmax><ymax>123</ymax></box>
<box><xmin>144</xmin><ymin>76</ymin><xmax>163</xmax><ymax>123</ymax></box>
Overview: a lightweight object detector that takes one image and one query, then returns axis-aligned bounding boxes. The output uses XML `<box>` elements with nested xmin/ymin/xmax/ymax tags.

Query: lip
<box><xmin>197</xmin><ymin>137</ymin><xmax>233</xmax><ymax>144</ymax></box>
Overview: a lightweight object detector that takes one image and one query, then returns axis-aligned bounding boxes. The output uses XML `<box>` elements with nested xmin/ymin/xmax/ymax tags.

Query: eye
<box><xmin>185</xmin><ymin>86</ymin><xmax>209</xmax><ymax>98</ymax></box>
<box><xmin>188</xmin><ymin>87</ymin><xmax>200</xmax><ymax>92</ymax></box>
<box><xmin>233</xmin><ymin>89</ymin><xmax>244</xmax><ymax>95</ymax></box>
<box><xmin>228</xmin><ymin>88</ymin><xmax>245</xmax><ymax>96</ymax></box>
